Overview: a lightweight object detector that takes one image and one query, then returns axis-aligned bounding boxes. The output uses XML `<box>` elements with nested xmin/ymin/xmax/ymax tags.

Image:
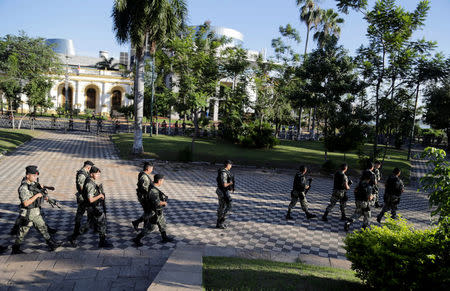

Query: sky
<box><xmin>0</xmin><ymin>0</ymin><xmax>449</xmax><ymax>59</ymax></box>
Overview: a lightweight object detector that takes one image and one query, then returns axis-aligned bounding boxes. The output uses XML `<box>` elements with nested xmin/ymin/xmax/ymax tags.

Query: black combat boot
<box><xmin>132</xmin><ymin>219</ymin><xmax>140</xmax><ymax>232</ymax></box>
<box><xmin>340</xmin><ymin>214</ymin><xmax>347</xmax><ymax>221</ymax></box>
<box><xmin>220</xmin><ymin>218</ymin><xmax>228</xmax><ymax>228</ymax></box>
<box><xmin>161</xmin><ymin>231</ymin><xmax>174</xmax><ymax>243</ymax></box>
<box><xmin>11</xmin><ymin>244</ymin><xmax>25</xmax><ymax>255</ymax></box>
<box><xmin>98</xmin><ymin>235</ymin><xmax>114</xmax><ymax>248</ymax></box>
<box><xmin>46</xmin><ymin>238</ymin><xmax>62</xmax><ymax>251</ymax></box>
<box><xmin>321</xmin><ymin>211</ymin><xmax>329</xmax><ymax>222</ymax></box>
<box><xmin>132</xmin><ymin>235</ymin><xmax>144</xmax><ymax>247</ymax></box>
<box><xmin>47</xmin><ymin>226</ymin><xmax>57</xmax><ymax>235</ymax></box>
<box><xmin>306</xmin><ymin>212</ymin><xmax>317</xmax><ymax>219</ymax></box>
<box><xmin>68</xmin><ymin>234</ymin><xmax>78</xmax><ymax>248</ymax></box>
<box><xmin>286</xmin><ymin>210</ymin><xmax>293</xmax><ymax>220</ymax></box>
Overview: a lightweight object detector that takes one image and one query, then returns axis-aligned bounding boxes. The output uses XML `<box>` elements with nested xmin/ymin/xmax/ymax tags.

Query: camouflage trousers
<box><xmin>72</xmin><ymin>194</ymin><xmax>87</xmax><ymax>236</ymax></box>
<box><xmin>86</xmin><ymin>206</ymin><xmax>107</xmax><ymax>236</ymax></box>
<box><xmin>15</xmin><ymin>208</ymin><xmax>50</xmax><ymax>244</ymax></box>
<box><xmin>216</xmin><ymin>188</ymin><xmax>232</xmax><ymax>221</ymax></box>
<box><xmin>378</xmin><ymin>195</ymin><xmax>400</xmax><ymax>219</ymax></box>
<box><xmin>349</xmin><ymin>201</ymin><xmax>371</xmax><ymax>227</ymax></box>
<box><xmin>288</xmin><ymin>190</ymin><xmax>308</xmax><ymax>213</ymax></box>
<box><xmin>325</xmin><ymin>190</ymin><xmax>347</xmax><ymax>216</ymax></box>
<box><xmin>138</xmin><ymin>211</ymin><xmax>167</xmax><ymax>238</ymax></box>
<box><xmin>371</xmin><ymin>185</ymin><xmax>379</xmax><ymax>206</ymax></box>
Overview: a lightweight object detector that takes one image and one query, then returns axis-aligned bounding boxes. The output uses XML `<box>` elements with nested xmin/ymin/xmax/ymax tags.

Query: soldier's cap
<box><xmin>84</xmin><ymin>160</ymin><xmax>94</xmax><ymax>167</ymax></box>
<box><xmin>25</xmin><ymin>165</ymin><xmax>39</xmax><ymax>175</ymax></box>
<box><xmin>154</xmin><ymin>174</ymin><xmax>165</xmax><ymax>183</ymax></box>
<box><xmin>90</xmin><ymin>166</ymin><xmax>101</xmax><ymax>174</ymax></box>
<box><xmin>224</xmin><ymin>160</ymin><xmax>233</xmax><ymax>166</ymax></box>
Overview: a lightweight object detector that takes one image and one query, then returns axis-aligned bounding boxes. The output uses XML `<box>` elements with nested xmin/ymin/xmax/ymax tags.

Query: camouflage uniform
<box><xmin>83</xmin><ymin>178</ymin><xmax>107</xmax><ymax>237</ymax></box>
<box><xmin>216</xmin><ymin>167</ymin><xmax>233</xmax><ymax>227</ymax></box>
<box><xmin>377</xmin><ymin>174</ymin><xmax>404</xmax><ymax>222</ymax></box>
<box><xmin>134</xmin><ymin>185</ymin><xmax>170</xmax><ymax>243</ymax></box>
<box><xmin>373</xmin><ymin>168</ymin><xmax>381</xmax><ymax>206</ymax></box>
<box><xmin>323</xmin><ymin>171</ymin><xmax>349</xmax><ymax>220</ymax></box>
<box><xmin>133</xmin><ymin>171</ymin><xmax>153</xmax><ymax>229</ymax></box>
<box><xmin>345</xmin><ymin>181</ymin><xmax>373</xmax><ymax>231</ymax></box>
<box><xmin>287</xmin><ymin>172</ymin><xmax>315</xmax><ymax>219</ymax></box>
<box><xmin>14</xmin><ymin>180</ymin><xmax>51</xmax><ymax>245</ymax></box>
<box><xmin>70</xmin><ymin>168</ymin><xmax>89</xmax><ymax>239</ymax></box>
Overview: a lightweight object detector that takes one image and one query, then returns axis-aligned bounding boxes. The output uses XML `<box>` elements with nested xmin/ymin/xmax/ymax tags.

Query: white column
<box><xmin>101</xmin><ymin>82</ymin><xmax>106</xmax><ymax>114</ymax></box>
<box><xmin>213</xmin><ymin>99</ymin><xmax>219</xmax><ymax>122</ymax></box>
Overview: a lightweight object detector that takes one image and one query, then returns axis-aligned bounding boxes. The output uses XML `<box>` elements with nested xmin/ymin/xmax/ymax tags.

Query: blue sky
<box><xmin>0</xmin><ymin>0</ymin><xmax>449</xmax><ymax>59</ymax></box>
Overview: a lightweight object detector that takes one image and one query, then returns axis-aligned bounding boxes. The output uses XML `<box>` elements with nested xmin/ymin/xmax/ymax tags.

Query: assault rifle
<box><xmin>159</xmin><ymin>191</ymin><xmax>168</xmax><ymax>203</ymax></box>
<box><xmin>30</xmin><ymin>183</ymin><xmax>60</xmax><ymax>208</ymax></box>
<box><xmin>98</xmin><ymin>184</ymin><xmax>107</xmax><ymax>220</ymax></box>
<box><xmin>304</xmin><ymin>178</ymin><xmax>313</xmax><ymax>195</ymax></box>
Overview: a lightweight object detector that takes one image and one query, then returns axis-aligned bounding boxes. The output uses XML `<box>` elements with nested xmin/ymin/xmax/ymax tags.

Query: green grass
<box><xmin>111</xmin><ymin>134</ymin><xmax>411</xmax><ymax>182</ymax></box>
<box><xmin>0</xmin><ymin>129</ymin><xmax>40</xmax><ymax>153</ymax></box>
<box><xmin>203</xmin><ymin>256</ymin><xmax>364</xmax><ymax>291</ymax></box>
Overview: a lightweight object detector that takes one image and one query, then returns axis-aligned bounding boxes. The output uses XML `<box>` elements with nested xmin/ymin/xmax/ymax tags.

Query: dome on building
<box><xmin>46</xmin><ymin>38</ymin><xmax>76</xmax><ymax>56</ymax></box>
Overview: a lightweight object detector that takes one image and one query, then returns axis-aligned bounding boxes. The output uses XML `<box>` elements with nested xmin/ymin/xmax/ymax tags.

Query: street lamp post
<box><xmin>64</xmin><ymin>55</ymin><xmax>69</xmax><ymax>114</ymax></box>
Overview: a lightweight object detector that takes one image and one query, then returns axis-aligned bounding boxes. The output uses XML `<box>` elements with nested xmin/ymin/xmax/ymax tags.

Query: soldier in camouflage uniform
<box><xmin>132</xmin><ymin>162</ymin><xmax>154</xmax><ymax>231</ymax></box>
<box><xmin>373</xmin><ymin>160</ymin><xmax>382</xmax><ymax>208</ymax></box>
<box><xmin>132</xmin><ymin>174</ymin><xmax>174</xmax><ymax>246</ymax></box>
<box><xmin>10</xmin><ymin>171</ymin><xmax>57</xmax><ymax>236</ymax></box>
<box><xmin>322</xmin><ymin>164</ymin><xmax>351</xmax><ymax>222</ymax></box>
<box><xmin>68</xmin><ymin>160</ymin><xmax>94</xmax><ymax>247</ymax></box>
<box><xmin>286</xmin><ymin>165</ymin><xmax>316</xmax><ymax>220</ymax></box>
<box><xmin>377</xmin><ymin>168</ymin><xmax>404</xmax><ymax>223</ymax></box>
<box><xmin>11</xmin><ymin>166</ymin><xmax>61</xmax><ymax>254</ymax></box>
<box><xmin>83</xmin><ymin>166</ymin><xmax>113</xmax><ymax>248</ymax></box>
<box><xmin>344</xmin><ymin>171</ymin><xmax>374</xmax><ymax>231</ymax></box>
<box><xmin>216</xmin><ymin>160</ymin><xmax>234</xmax><ymax>229</ymax></box>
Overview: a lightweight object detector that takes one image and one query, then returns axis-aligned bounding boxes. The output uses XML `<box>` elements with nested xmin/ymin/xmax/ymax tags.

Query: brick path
<box><xmin>0</xmin><ymin>131</ymin><xmax>434</xmax><ymax>290</ymax></box>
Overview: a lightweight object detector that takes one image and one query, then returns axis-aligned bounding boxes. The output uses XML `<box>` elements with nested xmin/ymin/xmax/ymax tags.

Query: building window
<box><xmin>111</xmin><ymin>90</ymin><xmax>122</xmax><ymax>111</ymax></box>
<box><xmin>86</xmin><ymin>88</ymin><xmax>96</xmax><ymax>109</ymax></box>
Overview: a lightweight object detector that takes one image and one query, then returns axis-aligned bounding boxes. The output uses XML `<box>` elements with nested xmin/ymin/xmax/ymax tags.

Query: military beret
<box><xmin>90</xmin><ymin>166</ymin><xmax>101</xmax><ymax>174</ymax></box>
<box><xmin>84</xmin><ymin>160</ymin><xmax>94</xmax><ymax>166</ymax></box>
<box><xmin>25</xmin><ymin>165</ymin><xmax>39</xmax><ymax>175</ymax></box>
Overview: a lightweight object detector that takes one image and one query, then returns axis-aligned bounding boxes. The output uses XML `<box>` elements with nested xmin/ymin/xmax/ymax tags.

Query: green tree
<box><xmin>112</xmin><ymin>0</ymin><xmax>187</xmax><ymax>154</ymax></box>
<box><xmin>0</xmin><ymin>32</ymin><xmax>61</xmax><ymax>125</ymax></box>
<box><xmin>424</xmin><ymin>78</ymin><xmax>450</xmax><ymax>150</ymax></box>
<box><xmin>313</xmin><ymin>8</ymin><xmax>344</xmax><ymax>48</ymax></box>
<box><xmin>95</xmin><ymin>55</ymin><xmax>119</xmax><ymax>70</ymax></box>
<box><xmin>170</xmin><ymin>23</ymin><xmax>224</xmax><ymax>153</ymax></box>
<box><xmin>420</xmin><ymin>147</ymin><xmax>450</xmax><ymax>222</ymax></box>
<box><xmin>297</xmin><ymin>0</ymin><xmax>321</xmax><ymax>57</ymax></box>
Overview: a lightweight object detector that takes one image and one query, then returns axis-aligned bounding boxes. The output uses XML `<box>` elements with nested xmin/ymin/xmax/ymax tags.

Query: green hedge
<box><xmin>344</xmin><ymin>216</ymin><xmax>449</xmax><ymax>290</ymax></box>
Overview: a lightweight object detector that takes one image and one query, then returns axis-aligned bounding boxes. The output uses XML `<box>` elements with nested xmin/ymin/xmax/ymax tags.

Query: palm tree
<box><xmin>297</xmin><ymin>0</ymin><xmax>322</xmax><ymax>57</ymax></box>
<box><xmin>313</xmin><ymin>8</ymin><xmax>344</xmax><ymax>48</ymax></box>
<box><xmin>297</xmin><ymin>0</ymin><xmax>321</xmax><ymax>139</ymax></box>
<box><xmin>95</xmin><ymin>56</ymin><xmax>119</xmax><ymax>70</ymax></box>
<box><xmin>112</xmin><ymin>0</ymin><xmax>187</xmax><ymax>154</ymax></box>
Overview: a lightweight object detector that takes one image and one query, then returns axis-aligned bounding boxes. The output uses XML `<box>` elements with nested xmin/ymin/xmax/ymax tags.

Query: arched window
<box><xmin>61</xmin><ymin>87</ymin><xmax>73</xmax><ymax>110</ymax></box>
<box><xmin>86</xmin><ymin>88</ymin><xmax>96</xmax><ymax>109</ymax></box>
<box><xmin>111</xmin><ymin>90</ymin><xmax>122</xmax><ymax>111</ymax></box>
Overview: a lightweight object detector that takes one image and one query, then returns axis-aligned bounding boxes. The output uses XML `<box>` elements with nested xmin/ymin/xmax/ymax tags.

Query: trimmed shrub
<box><xmin>344</xmin><ymin>216</ymin><xmax>449</xmax><ymax>290</ymax></box>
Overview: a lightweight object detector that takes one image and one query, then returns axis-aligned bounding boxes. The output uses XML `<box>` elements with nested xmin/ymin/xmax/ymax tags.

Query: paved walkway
<box><xmin>0</xmin><ymin>131</ymin><xmax>434</xmax><ymax>290</ymax></box>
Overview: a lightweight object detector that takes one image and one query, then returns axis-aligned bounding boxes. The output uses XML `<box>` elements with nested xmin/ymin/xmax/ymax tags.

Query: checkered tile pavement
<box><xmin>0</xmin><ymin>131</ymin><xmax>433</xmax><ymax>260</ymax></box>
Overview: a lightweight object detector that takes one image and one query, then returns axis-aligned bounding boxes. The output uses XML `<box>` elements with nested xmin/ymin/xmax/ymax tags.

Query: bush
<box><xmin>344</xmin><ymin>216</ymin><xmax>449</xmax><ymax>290</ymax></box>
<box><xmin>238</xmin><ymin>121</ymin><xmax>279</xmax><ymax>149</ymax></box>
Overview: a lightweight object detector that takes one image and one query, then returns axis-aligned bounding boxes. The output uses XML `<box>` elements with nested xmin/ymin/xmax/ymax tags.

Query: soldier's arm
<box><xmin>344</xmin><ymin>176</ymin><xmax>350</xmax><ymax>190</ymax></box>
<box><xmin>20</xmin><ymin>186</ymin><xmax>43</xmax><ymax>207</ymax></box>
<box><xmin>221</xmin><ymin>172</ymin><xmax>232</xmax><ymax>188</ymax></box>
<box><xmin>86</xmin><ymin>183</ymin><xmax>104</xmax><ymax>203</ymax></box>
<box><xmin>77</xmin><ymin>174</ymin><xmax>86</xmax><ymax>191</ymax></box>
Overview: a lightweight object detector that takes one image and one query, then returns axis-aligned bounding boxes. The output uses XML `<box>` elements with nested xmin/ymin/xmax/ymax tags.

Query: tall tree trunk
<box><xmin>133</xmin><ymin>53</ymin><xmax>145</xmax><ymax>154</ymax></box>
<box><xmin>408</xmin><ymin>82</ymin><xmax>420</xmax><ymax>160</ymax></box>
<box><xmin>10</xmin><ymin>99</ymin><xmax>15</xmax><ymax>129</ymax></box>
<box><xmin>373</xmin><ymin>77</ymin><xmax>382</xmax><ymax>159</ymax></box>
<box><xmin>307</xmin><ymin>108</ymin><xmax>312</xmax><ymax>132</ymax></box>
<box><xmin>297</xmin><ymin>106</ymin><xmax>303</xmax><ymax>140</ymax></box>
<box><xmin>191</xmin><ymin>109</ymin><xmax>199</xmax><ymax>157</ymax></box>
<box><xmin>311</xmin><ymin>106</ymin><xmax>316</xmax><ymax>140</ymax></box>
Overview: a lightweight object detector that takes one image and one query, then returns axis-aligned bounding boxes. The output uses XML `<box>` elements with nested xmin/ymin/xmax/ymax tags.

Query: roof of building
<box><xmin>58</xmin><ymin>54</ymin><xmax>121</xmax><ymax>68</ymax></box>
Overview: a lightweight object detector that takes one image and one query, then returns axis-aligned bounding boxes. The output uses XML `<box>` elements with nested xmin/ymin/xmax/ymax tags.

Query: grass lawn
<box><xmin>112</xmin><ymin>134</ymin><xmax>411</xmax><ymax>182</ymax></box>
<box><xmin>203</xmin><ymin>256</ymin><xmax>364</xmax><ymax>291</ymax></box>
<box><xmin>0</xmin><ymin>129</ymin><xmax>40</xmax><ymax>153</ymax></box>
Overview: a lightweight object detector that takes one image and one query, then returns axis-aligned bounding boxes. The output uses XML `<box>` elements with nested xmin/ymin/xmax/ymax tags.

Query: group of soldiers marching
<box><xmin>283</xmin><ymin>161</ymin><xmax>405</xmax><ymax>232</ymax></box>
<box><xmin>0</xmin><ymin>158</ymin><xmax>404</xmax><ymax>254</ymax></box>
